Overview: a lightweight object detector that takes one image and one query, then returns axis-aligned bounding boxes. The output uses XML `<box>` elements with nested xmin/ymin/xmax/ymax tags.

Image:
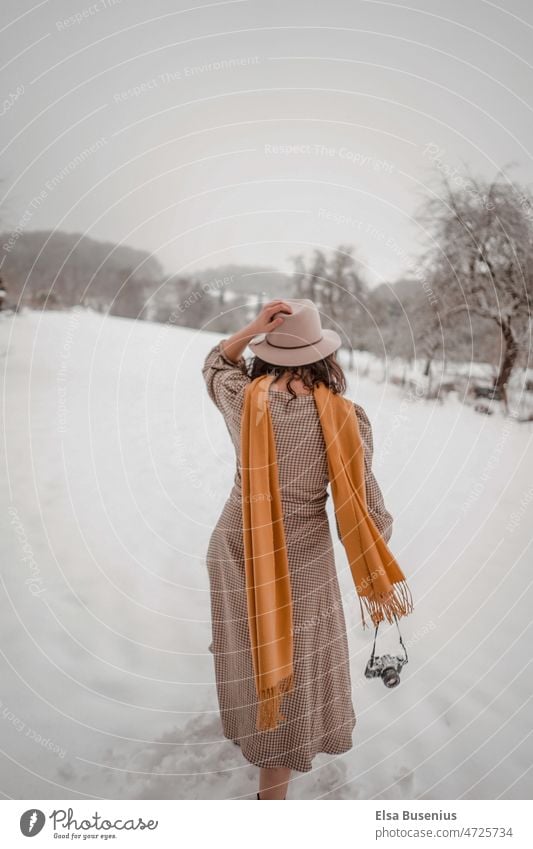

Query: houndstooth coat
<box><xmin>202</xmin><ymin>342</ymin><xmax>393</xmax><ymax>773</ymax></box>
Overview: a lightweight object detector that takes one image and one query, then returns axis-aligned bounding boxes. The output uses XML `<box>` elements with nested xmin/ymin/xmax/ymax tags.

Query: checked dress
<box><xmin>202</xmin><ymin>342</ymin><xmax>394</xmax><ymax>773</ymax></box>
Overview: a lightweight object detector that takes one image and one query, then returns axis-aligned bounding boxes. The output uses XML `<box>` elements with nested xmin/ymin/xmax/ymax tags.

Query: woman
<box><xmin>202</xmin><ymin>298</ymin><xmax>395</xmax><ymax>800</ymax></box>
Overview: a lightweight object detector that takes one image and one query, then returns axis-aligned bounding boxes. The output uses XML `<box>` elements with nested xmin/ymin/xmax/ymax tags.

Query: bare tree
<box><xmin>291</xmin><ymin>249</ymin><xmax>328</xmax><ymax>303</ymax></box>
<box><xmin>418</xmin><ymin>170</ymin><xmax>533</xmax><ymax>404</ymax></box>
<box><xmin>290</xmin><ymin>245</ymin><xmax>367</xmax><ymax>367</ymax></box>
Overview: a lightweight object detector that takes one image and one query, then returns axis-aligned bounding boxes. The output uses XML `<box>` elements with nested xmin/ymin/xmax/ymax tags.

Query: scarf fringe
<box><xmin>359</xmin><ymin>579</ymin><xmax>414</xmax><ymax>630</ymax></box>
<box><xmin>255</xmin><ymin>672</ymin><xmax>294</xmax><ymax>732</ymax></box>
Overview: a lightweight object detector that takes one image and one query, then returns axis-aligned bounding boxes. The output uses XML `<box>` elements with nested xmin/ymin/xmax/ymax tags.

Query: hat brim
<box><xmin>248</xmin><ymin>328</ymin><xmax>342</xmax><ymax>366</ymax></box>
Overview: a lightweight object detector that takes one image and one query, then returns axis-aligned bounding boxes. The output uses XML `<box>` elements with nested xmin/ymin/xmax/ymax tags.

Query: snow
<box><xmin>1</xmin><ymin>308</ymin><xmax>532</xmax><ymax>800</ymax></box>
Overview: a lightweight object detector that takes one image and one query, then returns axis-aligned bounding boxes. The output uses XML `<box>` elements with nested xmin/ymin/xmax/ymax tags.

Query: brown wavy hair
<box><xmin>244</xmin><ymin>352</ymin><xmax>347</xmax><ymax>399</ymax></box>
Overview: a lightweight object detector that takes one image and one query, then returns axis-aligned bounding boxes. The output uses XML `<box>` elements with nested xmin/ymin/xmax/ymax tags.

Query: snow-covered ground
<box><xmin>1</xmin><ymin>308</ymin><xmax>532</xmax><ymax>800</ymax></box>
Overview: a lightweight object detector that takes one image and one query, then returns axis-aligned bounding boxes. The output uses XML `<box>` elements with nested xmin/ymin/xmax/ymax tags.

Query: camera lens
<box><xmin>382</xmin><ymin>667</ymin><xmax>400</xmax><ymax>688</ymax></box>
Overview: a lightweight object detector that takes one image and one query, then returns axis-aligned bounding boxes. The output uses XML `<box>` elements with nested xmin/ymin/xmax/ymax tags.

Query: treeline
<box><xmin>1</xmin><ymin>171</ymin><xmax>532</xmax><ymax>397</ymax></box>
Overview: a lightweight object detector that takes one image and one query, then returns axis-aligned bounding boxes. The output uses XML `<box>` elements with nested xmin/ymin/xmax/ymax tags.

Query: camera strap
<box><xmin>369</xmin><ymin>612</ymin><xmax>408</xmax><ymax>664</ymax></box>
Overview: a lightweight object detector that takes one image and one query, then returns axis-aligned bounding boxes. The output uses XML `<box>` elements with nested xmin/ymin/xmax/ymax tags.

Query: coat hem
<box><xmin>226</xmin><ymin>722</ymin><xmax>356</xmax><ymax>774</ymax></box>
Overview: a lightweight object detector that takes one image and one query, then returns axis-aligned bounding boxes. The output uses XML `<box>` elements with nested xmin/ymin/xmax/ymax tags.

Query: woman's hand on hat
<box><xmin>247</xmin><ymin>300</ymin><xmax>293</xmax><ymax>337</ymax></box>
<box><xmin>218</xmin><ymin>300</ymin><xmax>292</xmax><ymax>364</ymax></box>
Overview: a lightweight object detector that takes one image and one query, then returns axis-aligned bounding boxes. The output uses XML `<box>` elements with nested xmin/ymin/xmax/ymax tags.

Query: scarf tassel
<box><xmin>256</xmin><ymin>672</ymin><xmax>294</xmax><ymax>732</ymax></box>
<box><xmin>358</xmin><ymin>578</ymin><xmax>414</xmax><ymax>630</ymax></box>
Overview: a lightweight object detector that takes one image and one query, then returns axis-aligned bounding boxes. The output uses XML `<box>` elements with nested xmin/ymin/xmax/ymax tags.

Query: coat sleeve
<box><xmin>334</xmin><ymin>402</ymin><xmax>394</xmax><ymax>544</ymax></box>
<box><xmin>201</xmin><ymin>341</ymin><xmax>250</xmax><ymax>424</ymax></box>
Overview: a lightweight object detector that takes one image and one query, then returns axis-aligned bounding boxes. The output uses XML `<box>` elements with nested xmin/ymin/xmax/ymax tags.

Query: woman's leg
<box><xmin>258</xmin><ymin>766</ymin><xmax>292</xmax><ymax>799</ymax></box>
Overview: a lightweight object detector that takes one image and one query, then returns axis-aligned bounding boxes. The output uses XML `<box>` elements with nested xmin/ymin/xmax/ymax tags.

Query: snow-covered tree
<box><xmin>418</xmin><ymin>171</ymin><xmax>533</xmax><ymax>403</ymax></box>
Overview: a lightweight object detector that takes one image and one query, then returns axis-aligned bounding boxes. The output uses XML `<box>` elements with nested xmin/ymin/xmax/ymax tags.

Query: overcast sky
<box><xmin>1</xmin><ymin>0</ymin><xmax>533</xmax><ymax>287</ymax></box>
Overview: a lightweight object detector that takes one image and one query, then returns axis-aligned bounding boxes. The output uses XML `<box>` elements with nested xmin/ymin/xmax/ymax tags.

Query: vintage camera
<box><xmin>365</xmin><ymin>652</ymin><xmax>407</xmax><ymax>688</ymax></box>
<box><xmin>364</xmin><ymin>615</ymin><xmax>408</xmax><ymax>688</ymax></box>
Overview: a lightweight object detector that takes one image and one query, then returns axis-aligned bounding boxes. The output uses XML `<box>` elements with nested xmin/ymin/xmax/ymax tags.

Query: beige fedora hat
<box><xmin>248</xmin><ymin>298</ymin><xmax>342</xmax><ymax>366</ymax></box>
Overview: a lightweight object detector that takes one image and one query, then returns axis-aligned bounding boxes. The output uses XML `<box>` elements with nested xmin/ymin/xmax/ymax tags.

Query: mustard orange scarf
<box><xmin>240</xmin><ymin>374</ymin><xmax>414</xmax><ymax>732</ymax></box>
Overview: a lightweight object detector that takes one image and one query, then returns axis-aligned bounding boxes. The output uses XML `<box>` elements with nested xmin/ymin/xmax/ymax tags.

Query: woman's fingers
<box><xmin>252</xmin><ymin>299</ymin><xmax>292</xmax><ymax>334</ymax></box>
<box><xmin>264</xmin><ymin>300</ymin><xmax>292</xmax><ymax>317</ymax></box>
<box><xmin>264</xmin><ymin>315</ymin><xmax>286</xmax><ymax>330</ymax></box>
